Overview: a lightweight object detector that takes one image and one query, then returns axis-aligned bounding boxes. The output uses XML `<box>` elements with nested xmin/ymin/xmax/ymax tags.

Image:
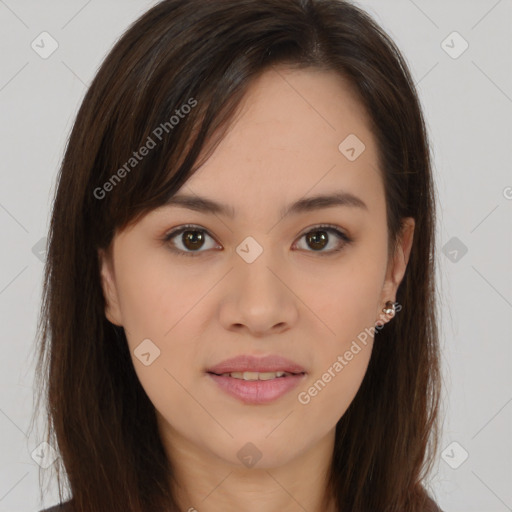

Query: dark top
<box><xmin>40</xmin><ymin>496</ymin><xmax>443</xmax><ymax>511</ymax></box>
<box><xmin>39</xmin><ymin>502</ymin><xmax>72</xmax><ymax>512</ymax></box>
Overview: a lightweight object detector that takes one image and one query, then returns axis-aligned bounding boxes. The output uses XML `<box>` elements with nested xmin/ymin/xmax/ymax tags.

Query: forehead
<box><xmin>157</xmin><ymin>66</ymin><xmax>384</xmax><ymax>225</ymax></box>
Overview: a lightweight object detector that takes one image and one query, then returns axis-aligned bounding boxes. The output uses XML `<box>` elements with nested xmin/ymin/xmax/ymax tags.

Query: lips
<box><xmin>207</xmin><ymin>372</ymin><xmax>306</xmax><ymax>405</ymax></box>
<box><xmin>206</xmin><ymin>354</ymin><xmax>307</xmax><ymax>375</ymax></box>
<box><xmin>206</xmin><ymin>355</ymin><xmax>307</xmax><ymax>404</ymax></box>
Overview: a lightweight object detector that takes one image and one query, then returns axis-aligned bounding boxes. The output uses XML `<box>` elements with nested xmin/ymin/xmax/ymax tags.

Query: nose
<box><xmin>218</xmin><ymin>249</ymin><xmax>299</xmax><ymax>336</ymax></box>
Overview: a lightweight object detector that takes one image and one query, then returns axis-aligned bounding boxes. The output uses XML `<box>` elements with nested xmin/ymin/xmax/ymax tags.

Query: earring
<box><xmin>382</xmin><ymin>301</ymin><xmax>395</xmax><ymax>316</ymax></box>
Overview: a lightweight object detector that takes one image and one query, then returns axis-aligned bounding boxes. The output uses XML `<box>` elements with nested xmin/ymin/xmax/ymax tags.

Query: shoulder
<box><xmin>38</xmin><ymin>500</ymin><xmax>73</xmax><ymax>512</ymax></box>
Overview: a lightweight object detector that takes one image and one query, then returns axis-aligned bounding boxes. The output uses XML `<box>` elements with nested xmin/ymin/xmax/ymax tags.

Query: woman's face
<box><xmin>99</xmin><ymin>66</ymin><xmax>414</xmax><ymax>471</ymax></box>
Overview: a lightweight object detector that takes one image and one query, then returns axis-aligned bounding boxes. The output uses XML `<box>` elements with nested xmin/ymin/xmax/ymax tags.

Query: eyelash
<box><xmin>163</xmin><ymin>223</ymin><xmax>352</xmax><ymax>258</ymax></box>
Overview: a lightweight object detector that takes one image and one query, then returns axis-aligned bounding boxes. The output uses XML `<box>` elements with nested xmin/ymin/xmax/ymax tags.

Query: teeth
<box><xmin>219</xmin><ymin>371</ymin><xmax>292</xmax><ymax>380</ymax></box>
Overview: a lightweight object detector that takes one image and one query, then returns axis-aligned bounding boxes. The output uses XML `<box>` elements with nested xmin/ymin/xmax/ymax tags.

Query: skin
<box><xmin>99</xmin><ymin>66</ymin><xmax>414</xmax><ymax>512</ymax></box>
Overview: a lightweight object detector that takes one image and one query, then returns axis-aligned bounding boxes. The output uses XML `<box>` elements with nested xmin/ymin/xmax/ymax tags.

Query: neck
<box><xmin>159</xmin><ymin>420</ymin><xmax>337</xmax><ymax>512</ymax></box>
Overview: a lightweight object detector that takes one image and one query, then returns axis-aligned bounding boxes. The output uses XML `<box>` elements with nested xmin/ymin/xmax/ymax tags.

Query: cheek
<box><xmin>295</xmin><ymin>295</ymin><xmax>376</xmax><ymax>436</ymax></box>
<box><xmin>113</xmin><ymin>252</ymin><xmax>207</xmax><ymax>393</ymax></box>
<box><xmin>299</xmin><ymin>253</ymin><xmax>386</xmax><ymax>342</ymax></box>
<box><xmin>292</xmin><ymin>248</ymin><xmax>385</xmax><ymax>421</ymax></box>
<box><xmin>297</xmin><ymin>342</ymin><xmax>373</xmax><ymax>428</ymax></box>
<box><xmin>114</xmin><ymin>251</ymin><xmax>204</xmax><ymax>341</ymax></box>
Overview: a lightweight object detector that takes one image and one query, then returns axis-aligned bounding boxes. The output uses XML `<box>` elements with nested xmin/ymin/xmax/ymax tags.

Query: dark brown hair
<box><xmin>31</xmin><ymin>0</ymin><xmax>442</xmax><ymax>510</ymax></box>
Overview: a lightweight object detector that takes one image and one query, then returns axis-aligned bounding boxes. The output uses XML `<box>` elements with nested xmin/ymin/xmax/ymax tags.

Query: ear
<box><xmin>98</xmin><ymin>247</ymin><xmax>123</xmax><ymax>326</ymax></box>
<box><xmin>376</xmin><ymin>217</ymin><xmax>415</xmax><ymax>323</ymax></box>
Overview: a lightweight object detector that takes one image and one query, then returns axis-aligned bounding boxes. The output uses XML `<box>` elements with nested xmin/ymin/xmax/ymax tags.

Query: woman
<box><xmin>34</xmin><ymin>0</ymin><xmax>443</xmax><ymax>510</ymax></box>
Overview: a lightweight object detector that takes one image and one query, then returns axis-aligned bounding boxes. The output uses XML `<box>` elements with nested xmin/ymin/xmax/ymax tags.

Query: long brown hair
<box><xmin>31</xmin><ymin>0</ymin><xmax>442</xmax><ymax>510</ymax></box>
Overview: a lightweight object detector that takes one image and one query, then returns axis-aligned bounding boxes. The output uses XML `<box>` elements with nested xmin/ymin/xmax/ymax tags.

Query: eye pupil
<box><xmin>183</xmin><ymin>230</ymin><xmax>204</xmax><ymax>250</ymax></box>
<box><xmin>307</xmin><ymin>231</ymin><xmax>328</xmax><ymax>251</ymax></box>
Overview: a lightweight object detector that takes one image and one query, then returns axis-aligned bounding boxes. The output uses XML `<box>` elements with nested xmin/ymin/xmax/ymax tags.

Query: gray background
<box><xmin>0</xmin><ymin>1</ymin><xmax>511</xmax><ymax>511</ymax></box>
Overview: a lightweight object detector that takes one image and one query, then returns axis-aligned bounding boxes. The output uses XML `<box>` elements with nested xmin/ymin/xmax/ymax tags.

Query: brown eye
<box><xmin>305</xmin><ymin>230</ymin><xmax>329</xmax><ymax>251</ymax></box>
<box><xmin>295</xmin><ymin>225</ymin><xmax>352</xmax><ymax>255</ymax></box>
<box><xmin>182</xmin><ymin>230</ymin><xmax>205</xmax><ymax>251</ymax></box>
<box><xmin>164</xmin><ymin>225</ymin><xmax>220</xmax><ymax>257</ymax></box>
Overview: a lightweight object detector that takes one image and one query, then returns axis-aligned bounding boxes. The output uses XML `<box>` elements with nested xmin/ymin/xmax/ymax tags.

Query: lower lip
<box><xmin>207</xmin><ymin>372</ymin><xmax>306</xmax><ymax>405</ymax></box>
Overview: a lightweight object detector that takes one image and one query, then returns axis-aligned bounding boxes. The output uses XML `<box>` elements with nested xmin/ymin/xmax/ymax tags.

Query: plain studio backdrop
<box><xmin>0</xmin><ymin>1</ymin><xmax>511</xmax><ymax>511</ymax></box>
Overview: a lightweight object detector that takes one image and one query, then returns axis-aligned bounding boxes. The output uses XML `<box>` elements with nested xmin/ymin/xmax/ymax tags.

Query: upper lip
<box><xmin>207</xmin><ymin>355</ymin><xmax>306</xmax><ymax>375</ymax></box>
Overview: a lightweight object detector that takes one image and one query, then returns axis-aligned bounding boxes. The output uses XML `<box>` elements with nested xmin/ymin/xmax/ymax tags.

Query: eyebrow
<box><xmin>163</xmin><ymin>190</ymin><xmax>368</xmax><ymax>219</ymax></box>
